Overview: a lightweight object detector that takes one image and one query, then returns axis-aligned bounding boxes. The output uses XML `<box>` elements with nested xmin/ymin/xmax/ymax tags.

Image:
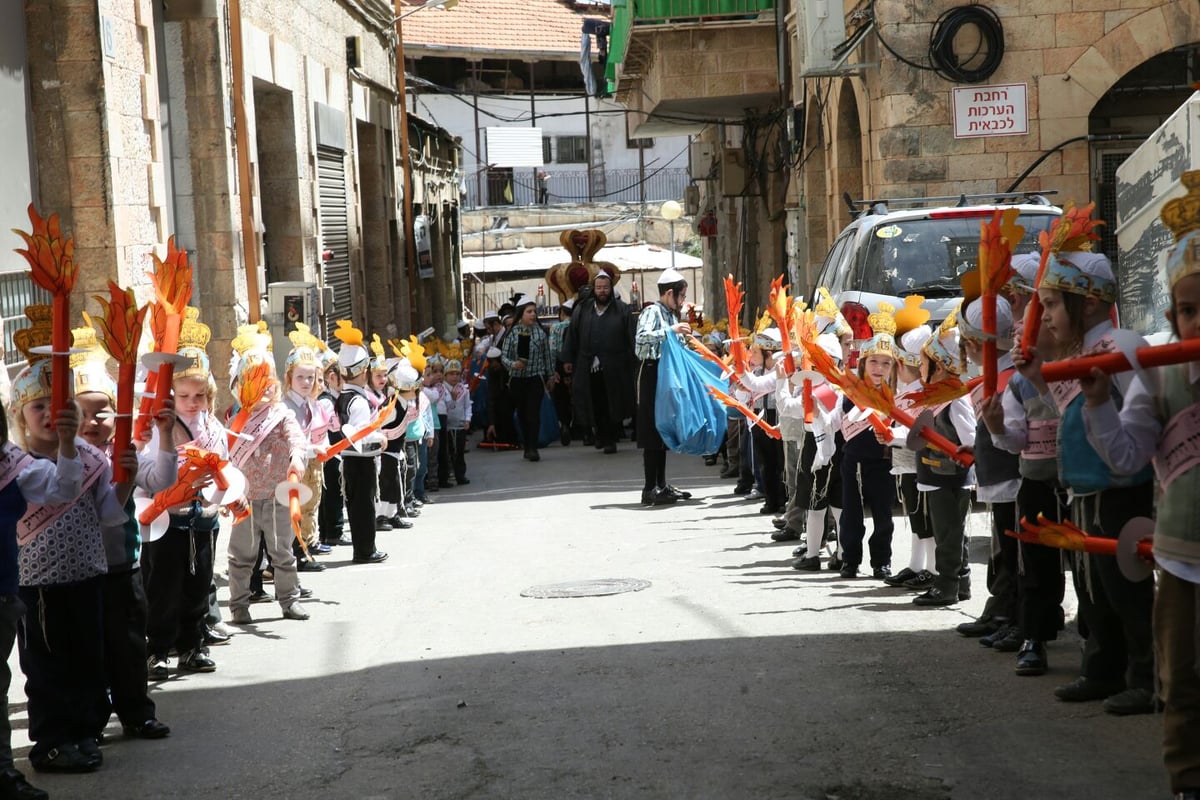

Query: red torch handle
<box><xmin>50</xmin><ymin>295</ymin><xmax>70</xmax><ymax>417</ymax></box>
<box><xmin>889</xmin><ymin>405</ymin><xmax>975</xmax><ymax>467</ymax></box>
<box><xmin>1040</xmin><ymin>338</ymin><xmax>1200</xmax><ymax>383</ymax></box>
<box><xmin>112</xmin><ymin>363</ymin><xmax>137</xmax><ymax>483</ymax></box>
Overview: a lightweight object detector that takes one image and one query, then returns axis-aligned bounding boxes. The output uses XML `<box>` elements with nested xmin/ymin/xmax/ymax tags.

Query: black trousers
<box><xmin>379</xmin><ymin>450</ymin><xmax>403</xmax><ymax>504</ymax></box>
<box><xmin>341</xmin><ymin>455</ymin><xmax>379</xmax><ymax>560</ymax></box>
<box><xmin>18</xmin><ymin>576</ymin><xmax>108</xmax><ymax>759</ymax></box>
<box><xmin>552</xmin><ymin>362</ymin><xmax>572</xmax><ymax>435</ymax></box>
<box><xmin>487</xmin><ymin>364</ymin><xmax>516</xmax><ymax>444</ymax></box>
<box><xmin>318</xmin><ymin>457</ymin><xmax>345</xmax><ymax>543</ymax></box>
<box><xmin>839</xmin><ymin>457</ymin><xmax>895</xmax><ymax>569</ymax></box>
<box><xmin>1073</xmin><ymin>482</ymin><xmax>1156</xmax><ymax>691</ymax></box>
<box><xmin>0</xmin><ymin>593</ymin><xmax>24</xmax><ymax>770</ymax></box>
<box><xmin>752</xmin><ymin>410</ymin><xmax>785</xmax><ymax>512</ymax></box>
<box><xmin>403</xmin><ymin>440</ymin><xmax>419</xmax><ymax>507</ymax></box>
<box><xmin>437</xmin><ymin>415</ymin><xmax>451</xmax><ymax>484</ymax></box>
<box><xmin>102</xmin><ymin>568</ymin><xmax>156</xmax><ymax>728</ymax></box>
<box><xmin>897</xmin><ymin>473</ymin><xmax>930</xmax><ymax>538</ymax></box>
<box><xmin>510</xmin><ymin>376</ymin><xmax>544</xmax><ymax>452</ymax></box>
<box><xmin>449</xmin><ymin>428</ymin><xmax>467</xmax><ymax>481</ymax></box>
<box><xmin>589</xmin><ymin>370</ymin><xmax>620</xmax><ymax>447</ymax></box>
<box><xmin>981</xmin><ymin>501</ymin><xmax>1019</xmax><ymax>621</ymax></box>
<box><xmin>1016</xmin><ymin>478</ymin><xmax>1067</xmax><ymax>641</ymax></box>
<box><xmin>142</xmin><ymin>524</ymin><xmax>214</xmax><ymax>656</ymax></box>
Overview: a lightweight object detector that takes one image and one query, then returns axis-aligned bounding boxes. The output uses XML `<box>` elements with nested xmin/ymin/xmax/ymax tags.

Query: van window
<box><xmin>817</xmin><ymin>230</ymin><xmax>856</xmax><ymax>293</ymax></box>
<box><xmin>856</xmin><ymin>214</ymin><xmax>1057</xmax><ymax>297</ymax></box>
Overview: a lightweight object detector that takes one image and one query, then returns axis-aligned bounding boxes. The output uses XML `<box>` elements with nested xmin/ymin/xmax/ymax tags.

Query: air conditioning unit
<box><xmin>720</xmin><ymin>148</ymin><xmax>747</xmax><ymax>197</ymax></box>
<box><xmin>689</xmin><ymin>141</ymin><xmax>716</xmax><ymax>180</ymax></box>
<box><xmin>799</xmin><ymin>0</ymin><xmax>847</xmax><ymax>76</ymax></box>
<box><xmin>684</xmin><ymin>184</ymin><xmax>700</xmax><ymax>216</ymax></box>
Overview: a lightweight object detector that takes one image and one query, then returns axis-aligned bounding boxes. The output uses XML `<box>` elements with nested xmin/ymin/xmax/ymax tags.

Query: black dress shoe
<box><xmin>913</xmin><ymin>587</ymin><xmax>957</xmax><ymax>606</ymax></box>
<box><xmin>956</xmin><ymin>615</ymin><xmax>1004</xmax><ymax>637</ymax></box>
<box><xmin>123</xmin><ymin>719</ymin><xmax>171</xmax><ymax>739</ymax></box>
<box><xmin>991</xmin><ymin>628</ymin><xmax>1024</xmax><ymax>652</ymax></box>
<box><xmin>793</xmin><ymin>556</ymin><xmax>821</xmax><ymax>571</ymax></box>
<box><xmin>374</xmin><ymin>516</ymin><xmax>393</xmax><ymax>531</ymax></box>
<box><xmin>665</xmin><ymin>485</ymin><xmax>692</xmax><ymax>500</ymax></box>
<box><xmin>641</xmin><ymin>488</ymin><xmax>678</xmax><ymax>506</ymax></box>
<box><xmin>872</xmin><ymin>566</ymin><xmax>892</xmax><ymax>580</ymax></box>
<box><xmin>1053</xmin><ymin>675</ymin><xmax>1125</xmax><ymax>702</ymax></box>
<box><xmin>603</xmin><ymin>444</ymin><xmax>617</xmax><ymax>454</ymax></box>
<box><xmin>902</xmin><ymin>570</ymin><xmax>934</xmax><ymax>589</ymax></box>
<box><xmin>30</xmin><ymin>743</ymin><xmax>100</xmax><ymax>773</ymax></box>
<box><xmin>980</xmin><ymin>625</ymin><xmax>1014</xmax><ymax>648</ymax></box>
<box><xmin>402</xmin><ymin>506</ymin><xmax>421</xmax><ymax>518</ymax></box>
<box><xmin>1103</xmin><ymin>687</ymin><xmax>1157</xmax><ymax>716</ymax></box>
<box><xmin>827</xmin><ymin>556</ymin><xmax>843</xmax><ymax>571</ymax></box>
<box><xmin>528</xmin><ymin>450</ymin><xmax>541</xmax><ymax>462</ymax></box>
<box><xmin>299</xmin><ymin>587</ymin><xmax>314</xmax><ymax>598</ymax></box>
<box><xmin>179</xmin><ymin>648</ymin><xmax>217</xmax><ymax>672</ymax></box>
<box><xmin>297</xmin><ymin>559</ymin><xmax>326</xmax><ymax>572</ymax></box>
<box><xmin>883</xmin><ymin>567</ymin><xmax>917</xmax><ymax>586</ymax></box>
<box><xmin>353</xmin><ymin>551</ymin><xmax>389</xmax><ymax>564</ymax></box>
<box><xmin>76</xmin><ymin>737</ymin><xmax>101</xmax><ymax>761</ymax></box>
<box><xmin>1015</xmin><ymin>640</ymin><xmax>1047</xmax><ymax>676</ymax></box>
<box><xmin>839</xmin><ymin>563</ymin><xmax>858</xmax><ymax>579</ymax></box>
<box><xmin>770</xmin><ymin>529</ymin><xmax>800</xmax><ymax>542</ymax></box>
<box><xmin>388</xmin><ymin>515</ymin><xmax>414</xmax><ymax>529</ymax></box>
<box><xmin>204</xmin><ymin>626</ymin><xmax>231</xmax><ymax>647</ymax></box>
<box><xmin>329</xmin><ymin>534</ymin><xmax>353</xmax><ymax>546</ymax></box>
<box><xmin>249</xmin><ymin>589</ymin><xmax>271</xmax><ymax>604</ymax></box>
<box><xmin>0</xmin><ymin>767</ymin><xmax>48</xmax><ymax>799</ymax></box>
<box><xmin>456</xmin><ymin>477</ymin><xmax>470</xmax><ymax>485</ymax></box>
<box><xmin>732</xmin><ymin>483</ymin><xmax>752</xmax><ymax>495</ymax></box>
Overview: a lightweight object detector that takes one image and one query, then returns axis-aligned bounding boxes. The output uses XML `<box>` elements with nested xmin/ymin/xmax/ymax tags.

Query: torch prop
<box><xmin>1005</xmin><ymin>514</ymin><xmax>1154</xmax><ymax>582</ymax></box>
<box><xmin>706</xmin><ymin>385</ymin><xmax>781</xmax><ymax>439</ymax></box>
<box><xmin>13</xmin><ymin>205</ymin><xmax>79</xmax><ymax>416</ymax></box>
<box><xmin>977</xmin><ymin>209</ymin><xmax>1022</xmax><ymax>399</ymax></box>
<box><xmin>723</xmin><ymin>275</ymin><xmax>750</xmax><ymax>377</ymax></box>
<box><xmin>318</xmin><ymin>393</ymin><xmax>399</xmax><ymax>462</ymax></box>
<box><xmin>90</xmin><ymin>284</ymin><xmax>150</xmax><ymax>482</ymax></box>
<box><xmin>275</xmin><ymin>470</ymin><xmax>313</xmax><ymax>559</ymax></box>
<box><xmin>1039</xmin><ymin>338</ymin><xmax>1200</xmax><ymax>383</ymax></box>
<box><xmin>137</xmin><ymin>238</ymin><xmax>194</xmax><ymax>440</ymax></box>
<box><xmin>767</xmin><ymin>276</ymin><xmax>796</xmax><ymax>374</ymax></box>
<box><xmin>225</xmin><ymin>361</ymin><xmax>278</xmax><ymax>450</ymax></box>
<box><xmin>134</xmin><ymin>447</ymin><xmax>242</xmax><ymax>542</ymax></box>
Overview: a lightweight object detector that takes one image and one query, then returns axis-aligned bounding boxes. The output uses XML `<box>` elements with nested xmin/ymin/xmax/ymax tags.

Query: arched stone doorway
<box><xmin>802</xmin><ymin>89</ymin><xmax>829</xmax><ymax>291</ymax></box>
<box><xmin>834</xmin><ymin>80</ymin><xmax>864</xmax><ymax>230</ymax></box>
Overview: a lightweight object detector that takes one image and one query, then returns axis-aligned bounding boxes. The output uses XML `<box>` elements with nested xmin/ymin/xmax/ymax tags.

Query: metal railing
<box><xmin>463</xmin><ymin>168</ymin><xmax>691</xmax><ymax>209</ymax></box>
<box><xmin>0</xmin><ymin>271</ymin><xmax>50</xmax><ymax>367</ymax></box>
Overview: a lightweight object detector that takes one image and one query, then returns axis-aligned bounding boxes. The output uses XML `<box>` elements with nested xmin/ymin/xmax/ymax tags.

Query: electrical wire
<box><xmin>870</xmin><ymin>1</ymin><xmax>1005</xmax><ymax>83</ymax></box>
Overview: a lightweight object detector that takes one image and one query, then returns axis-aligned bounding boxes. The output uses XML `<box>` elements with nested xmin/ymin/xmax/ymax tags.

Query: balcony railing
<box><xmin>1</xmin><ymin>271</ymin><xmax>50</xmax><ymax>367</ymax></box>
<box><xmin>607</xmin><ymin>0</ymin><xmax>776</xmax><ymax>93</ymax></box>
<box><xmin>463</xmin><ymin>168</ymin><xmax>691</xmax><ymax>209</ymax></box>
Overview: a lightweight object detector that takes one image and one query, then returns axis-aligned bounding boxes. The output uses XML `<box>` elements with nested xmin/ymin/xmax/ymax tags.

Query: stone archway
<box><xmin>1038</xmin><ymin>0</ymin><xmax>1200</xmax><ymax>202</ymax></box>
<box><xmin>802</xmin><ymin>89</ymin><xmax>829</xmax><ymax>290</ymax></box>
<box><xmin>833</xmin><ymin>79</ymin><xmax>864</xmax><ymax>230</ymax></box>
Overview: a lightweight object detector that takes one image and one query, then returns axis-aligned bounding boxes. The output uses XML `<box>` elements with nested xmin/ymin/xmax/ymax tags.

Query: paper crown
<box><xmin>753</xmin><ymin>327</ymin><xmax>782</xmax><ymax>351</ymax></box>
<box><xmin>392</xmin><ymin>336</ymin><xmax>427</xmax><ymax>373</ymax></box>
<box><xmin>1162</xmin><ymin>169</ymin><xmax>1200</xmax><ymax>291</ymax></box>
<box><xmin>71</xmin><ymin>324</ymin><xmax>117</xmax><ymax>403</ymax></box>
<box><xmin>231</xmin><ymin>322</ymin><xmax>272</xmax><ymax>356</ymax></box>
<box><xmin>389</xmin><ymin>357</ymin><xmax>422</xmax><ymax>391</ymax></box>
<box><xmin>893</xmin><ymin>295</ymin><xmax>930</xmax><ymax>337</ymax></box>
<box><xmin>1008</xmin><ymin>252</ymin><xmax>1040</xmax><ymax>294</ymax></box>
<box><xmin>923</xmin><ymin>309</ymin><xmax>964</xmax><ymax>375</ymax></box>
<box><xmin>175</xmin><ymin>307</ymin><xmax>212</xmax><ymax>382</ymax></box>
<box><xmin>445</xmin><ymin>359</ymin><xmax>463</xmax><ymax>373</ymax></box>
<box><xmin>896</xmin><ymin>325</ymin><xmax>933</xmax><ymax>368</ymax></box>
<box><xmin>814</xmin><ymin>287</ymin><xmax>851</xmax><ymax>338</ymax></box>
<box><xmin>370</xmin><ymin>334</ymin><xmax>388</xmax><ymax>371</ymax></box>
<box><xmin>1040</xmin><ymin>251</ymin><xmax>1117</xmax><ymax>305</ymax></box>
<box><xmin>10</xmin><ymin>306</ymin><xmax>54</xmax><ymax>408</ymax></box>
<box><xmin>959</xmin><ymin>295</ymin><xmax>1014</xmax><ymax>351</ymax></box>
<box><xmin>860</xmin><ymin>302</ymin><xmax>897</xmax><ymax>360</ymax></box>
<box><xmin>285</xmin><ymin>322</ymin><xmax>324</xmax><ymax>373</ymax></box>
<box><xmin>334</xmin><ymin>320</ymin><xmax>370</xmax><ymax>376</ymax></box>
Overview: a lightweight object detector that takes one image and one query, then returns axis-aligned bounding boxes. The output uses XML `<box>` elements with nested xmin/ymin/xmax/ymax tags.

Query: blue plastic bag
<box><xmin>655</xmin><ymin>333</ymin><xmax>728</xmax><ymax>455</ymax></box>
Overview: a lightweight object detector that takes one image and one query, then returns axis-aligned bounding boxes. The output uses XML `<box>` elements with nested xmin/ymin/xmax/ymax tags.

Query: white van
<box><xmin>810</xmin><ymin>193</ymin><xmax>1062</xmax><ymax>358</ymax></box>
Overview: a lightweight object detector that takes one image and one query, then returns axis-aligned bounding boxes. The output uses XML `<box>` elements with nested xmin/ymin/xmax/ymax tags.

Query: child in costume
<box><xmin>331</xmin><ymin>322</ymin><xmax>389</xmax><ymax>564</ymax></box>
<box><xmin>443</xmin><ymin>359</ymin><xmax>472</xmax><ymax>485</ymax></box>
<box><xmin>816</xmin><ymin>303</ymin><xmax>898</xmax><ymax>579</ymax></box>
<box><xmin>317</xmin><ymin>349</ymin><xmax>348</xmax><ymax>547</ymax></box>
<box><xmin>226</xmin><ymin>331</ymin><xmax>310</xmax><ymax>624</ymax></box>
<box><xmin>281</xmin><ymin>324</ymin><xmax>335</xmax><ymax>568</ymax></box>
<box><xmin>907</xmin><ymin>314</ymin><xmax>976</xmax><ymax>606</ymax></box>
<box><xmin>883</xmin><ymin>317</ymin><xmax>935</xmax><ymax>590</ymax></box>
<box><xmin>375</xmin><ymin>351</ymin><xmax>414</xmax><ymax>531</ymax></box>
<box><xmin>735</xmin><ymin>329</ymin><xmax>786</xmax><ymax>515</ymax></box>
<box><xmin>10</xmin><ymin>307</ymin><xmax>131</xmax><ymax>773</ymax></box>
<box><xmin>141</xmin><ymin>307</ymin><xmax>231</xmax><ymax>677</ymax></box>
<box><xmin>1013</xmin><ymin>232</ymin><xmax>1156</xmax><ymax>714</ymax></box>
<box><xmin>72</xmin><ymin>326</ymin><xmax>175</xmax><ymax>742</ymax></box>
<box><xmin>1078</xmin><ymin>173</ymin><xmax>1200</xmax><ymax>794</ymax></box>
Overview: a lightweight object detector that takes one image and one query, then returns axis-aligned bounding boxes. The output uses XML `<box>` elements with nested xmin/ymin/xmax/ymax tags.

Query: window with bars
<box><xmin>543</xmin><ymin>136</ymin><xmax>552</xmax><ymax>164</ymax></box>
<box><xmin>556</xmin><ymin>136</ymin><xmax>588</xmax><ymax>164</ymax></box>
<box><xmin>627</xmin><ymin>136</ymin><xmax>655</xmax><ymax>149</ymax></box>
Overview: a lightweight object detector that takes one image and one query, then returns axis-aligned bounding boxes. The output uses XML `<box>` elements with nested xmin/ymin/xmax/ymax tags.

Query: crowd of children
<box><xmin>0</xmin><ymin>298</ymin><xmax>477</xmax><ymax>797</ymax></box>
<box><xmin>688</xmin><ymin>185</ymin><xmax>1200</xmax><ymax>800</ymax></box>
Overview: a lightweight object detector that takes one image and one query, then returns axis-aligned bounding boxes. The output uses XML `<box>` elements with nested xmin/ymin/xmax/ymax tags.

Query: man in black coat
<box><xmin>561</xmin><ymin>271</ymin><xmax>636</xmax><ymax>453</ymax></box>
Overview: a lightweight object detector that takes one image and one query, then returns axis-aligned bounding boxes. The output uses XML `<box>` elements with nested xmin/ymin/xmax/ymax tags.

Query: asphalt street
<box><xmin>12</xmin><ymin>437</ymin><xmax>1164</xmax><ymax>799</ymax></box>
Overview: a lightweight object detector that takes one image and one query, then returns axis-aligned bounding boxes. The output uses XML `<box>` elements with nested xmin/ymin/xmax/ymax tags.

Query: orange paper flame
<box><xmin>13</xmin><ymin>204</ymin><xmax>77</xmax><ymax>295</ymax></box>
<box><xmin>723</xmin><ymin>275</ymin><xmax>750</xmax><ymax>375</ymax></box>
<box><xmin>707</xmin><ymin>384</ymin><xmax>781</xmax><ymax>439</ymax></box>
<box><xmin>149</xmin><ymin>236</ymin><xmax>193</xmax><ymax>314</ymax></box>
<box><xmin>687</xmin><ymin>335</ymin><xmax>732</xmax><ymax>376</ymax></box>
<box><xmin>905</xmin><ymin>377</ymin><xmax>970</xmax><ymax>408</ymax></box>
<box><xmin>236</xmin><ymin>360</ymin><xmax>276</xmax><ymax>411</ymax></box>
<box><xmin>92</xmin><ymin>282</ymin><xmax>148</xmax><ymax>364</ymax></box>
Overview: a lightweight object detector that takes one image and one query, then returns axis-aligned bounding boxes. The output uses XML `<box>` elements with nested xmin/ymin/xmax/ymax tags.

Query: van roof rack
<box><xmin>842</xmin><ymin>190</ymin><xmax>1058</xmax><ymax>218</ymax></box>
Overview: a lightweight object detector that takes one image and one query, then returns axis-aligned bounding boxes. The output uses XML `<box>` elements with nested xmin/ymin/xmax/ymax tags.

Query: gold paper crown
<box><xmin>177</xmin><ymin>307</ymin><xmax>211</xmax><ymax>351</ymax></box>
<box><xmin>287</xmin><ymin>322</ymin><xmax>324</xmax><ymax>352</ymax></box>
<box><xmin>231</xmin><ymin>322</ymin><xmax>271</xmax><ymax>356</ymax></box>
<box><xmin>370</xmin><ymin>334</ymin><xmax>385</xmax><ymax>360</ymax></box>
<box><xmin>12</xmin><ymin>305</ymin><xmax>53</xmax><ymax>366</ymax></box>
<box><xmin>867</xmin><ymin>302</ymin><xmax>897</xmax><ymax>337</ymax></box>
<box><xmin>893</xmin><ymin>295</ymin><xmax>930</xmax><ymax>336</ymax></box>
<box><xmin>69</xmin><ymin>324</ymin><xmax>107</xmax><ymax>370</ymax></box>
<box><xmin>333</xmin><ymin>320</ymin><xmax>364</xmax><ymax>348</ymax></box>
<box><xmin>1162</xmin><ymin>170</ymin><xmax>1200</xmax><ymax>291</ymax></box>
<box><xmin>71</xmin><ymin>322</ymin><xmax>116</xmax><ymax>402</ymax></box>
<box><xmin>814</xmin><ymin>288</ymin><xmax>839</xmax><ymax>320</ymax></box>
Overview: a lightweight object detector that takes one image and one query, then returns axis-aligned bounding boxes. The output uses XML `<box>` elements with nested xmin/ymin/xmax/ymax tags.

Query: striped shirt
<box><xmin>501</xmin><ymin>323</ymin><xmax>553</xmax><ymax>379</ymax></box>
<box><xmin>634</xmin><ymin>302</ymin><xmax>682</xmax><ymax>361</ymax></box>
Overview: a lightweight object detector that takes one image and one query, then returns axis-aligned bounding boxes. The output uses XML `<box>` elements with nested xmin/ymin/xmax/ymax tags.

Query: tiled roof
<box><xmin>400</xmin><ymin>0</ymin><xmax>610</xmax><ymax>59</ymax></box>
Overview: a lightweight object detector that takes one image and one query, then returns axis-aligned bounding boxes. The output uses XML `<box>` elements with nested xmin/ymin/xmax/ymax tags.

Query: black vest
<box><xmin>973</xmin><ymin>419</ymin><xmax>1020</xmax><ymax>487</ymax></box>
<box><xmin>915</xmin><ymin>406</ymin><xmax>969</xmax><ymax>488</ymax></box>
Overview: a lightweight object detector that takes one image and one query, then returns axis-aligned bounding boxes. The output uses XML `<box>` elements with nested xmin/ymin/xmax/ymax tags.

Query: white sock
<box><xmin>830</xmin><ymin>508</ymin><xmax>843</xmax><ymax>558</ymax></box>
<box><xmin>920</xmin><ymin>538</ymin><xmax>936</xmax><ymax>574</ymax></box>
<box><xmin>907</xmin><ymin>533</ymin><xmax>923</xmax><ymax>573</ymax></box>
<box><xmin>805</xmin><ymin>509</ymin><xmax>826</xmax><ymax>558</ymax></box>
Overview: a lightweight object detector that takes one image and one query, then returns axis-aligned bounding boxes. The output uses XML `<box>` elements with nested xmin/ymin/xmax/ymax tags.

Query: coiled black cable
<box><xmin>929</xmin><ymin>5</ymin><xmax>1005</xmax><ymax>83</ymax></box>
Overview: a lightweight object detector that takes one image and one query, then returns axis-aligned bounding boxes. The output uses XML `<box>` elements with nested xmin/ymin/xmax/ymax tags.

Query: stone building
<box><xmin>4</xmin><ymin>0</ymin><xmax>462</xmax><ymax>384</ymax></box>
<box><xmin>607</xmin><ymin>0</ymin><xmax>1200</xmax><ymax>314</ymax></box>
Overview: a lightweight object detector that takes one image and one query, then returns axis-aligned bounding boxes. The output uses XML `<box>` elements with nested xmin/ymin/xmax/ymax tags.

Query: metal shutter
<box><xmin>1097</xmin><ymin>150</ymin><xmax>1134</xmax><ymax>262</ymax></box>
<box><xmin>317</xmin><ymin>146</ymin><xmax>351</xmax><ymax>346</ymax></box>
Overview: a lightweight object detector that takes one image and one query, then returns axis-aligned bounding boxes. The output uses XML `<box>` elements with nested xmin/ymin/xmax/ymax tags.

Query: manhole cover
<box><xmin>521</xmin><ymin>578</ymin><xmax>652</xmax><ymax>599</ymax></box>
